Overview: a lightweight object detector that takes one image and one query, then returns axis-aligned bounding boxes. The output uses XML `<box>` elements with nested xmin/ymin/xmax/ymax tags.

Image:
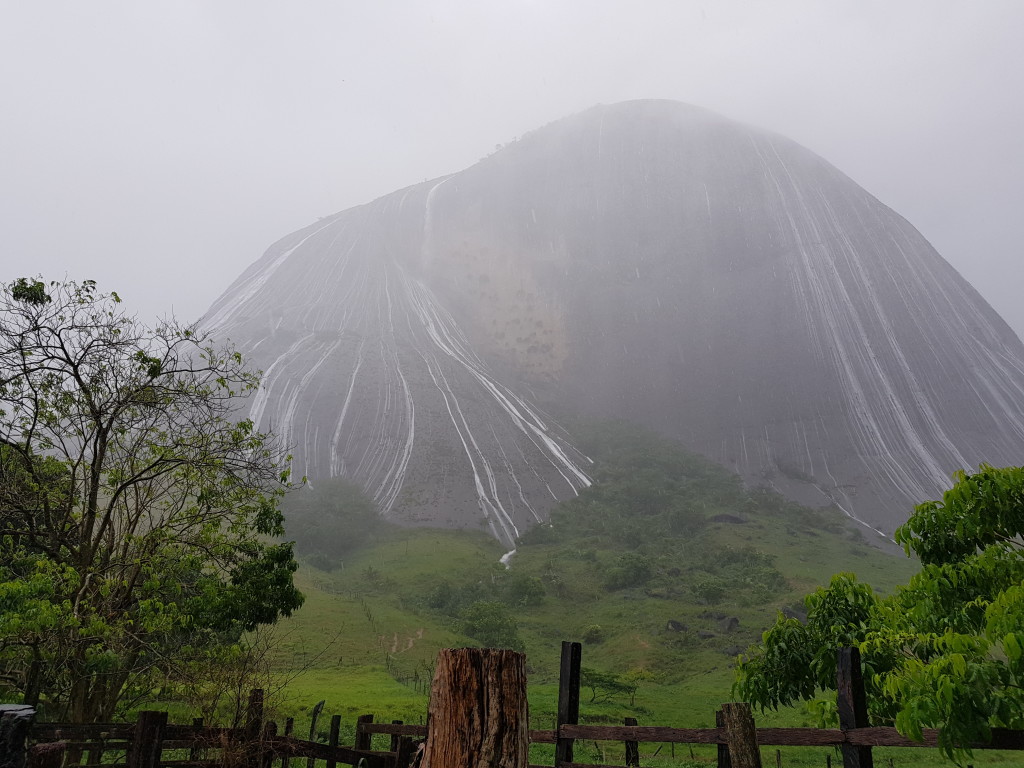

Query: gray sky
<box><xmin>2</xmin><ymin>1</ymin><xmax>1022</xmax><ymax>339</ymax></box>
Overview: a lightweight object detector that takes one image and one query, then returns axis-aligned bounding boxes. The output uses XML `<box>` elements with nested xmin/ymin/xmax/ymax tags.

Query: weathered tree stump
<box><xmin>0</xmin><ymin>706</ymin><xmax>35</xmax><ymax>768</ymax></box>
<box><xmin>720</xmin><ymin>702</ymin><xmax>762</xmax><ymax>768</ymax></box>
<box><xmin>421</xmin><ymin>648</ymin><xmax>528</xmax><ymax>768</ymax></box>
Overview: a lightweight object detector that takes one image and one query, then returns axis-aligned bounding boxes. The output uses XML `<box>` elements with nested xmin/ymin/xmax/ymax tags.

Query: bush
<box><xmin>460</xmin><ymin>601</ymin><xmax>523</xmax><ymax>650</ymax></box>
<box><xmin>502</xmin><ymin>574</ymin><xmax>546</xmax><ymax>606</ymax></box>
<box><xmin>693</xmin><ymin>577</ymin><xmax>727</xmax><ymax>605</ymax></box>
<box><xmin>425</xmin><ymin>580</ymin><xmax>487</xmax><ymax>616</ymax></box>
<box><xmin>582</xmin><ymin>624</ymin><xmax>605</xmax><ymax>644</ymax></box>
<box><xmin>603</xmin><ymin>553</ymin><xmax>653</xmax><ymax>591</ymax></box>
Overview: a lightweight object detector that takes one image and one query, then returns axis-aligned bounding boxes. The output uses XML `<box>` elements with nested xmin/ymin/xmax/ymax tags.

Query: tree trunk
<box><xmin>421</xmin><ymin>648</ymin><xmax>528</xmax><ymax>768</ymax></box>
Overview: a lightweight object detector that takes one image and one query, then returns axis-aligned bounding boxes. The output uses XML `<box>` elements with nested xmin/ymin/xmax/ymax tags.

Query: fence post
<box><xmin>716</xmin><ymin>710</ymin><xmax>731</xmax><ymax>768</ymax></box>
<box><xmin>325</xmin><ymin>715</ymin><xmax>341</xmax><ymax>768</ymax></box>
<box><xmin>260</xmin><ymin>721</ymin><xmax>278</xmax><ymax>768</ymax></box>
<box><xmin>554</xmin><ymin>641</ymin><xmax>581</xmax><ymax>767</ymax></box>
<box><xmin>836</xmin><ymin>648</ymin><xmax>873</xmax><ymax>768</ymax></box>
<box><xmin>281</xmin><ymin>717</ymin><xmax>294</xmax><ymax>768</ymax></box>
<box><xmin>390</xmin><ymin>721</ymin><xmax>403</xmax><ymax>753</ymax></box>
<box><xmin>624</xmin><ymin>717</ymin><xmax>639</xmax><ymax>767</ymax></box>
<box><xmin>86</xmin><ymin>730</ymin><xmax>105</xmax><ymax>768</ymax></box>
<box><xmin>420</xmin><ymin>648</ymin><xmax>529</xmax><ymax>768</ymax></box>
<box><xmin>26</xmin><ymin>744</ymin><xmax>65</xmax><ymax>768</ymax></box>
<box><xmin>394</xmin><ymin>737</ymin><xmax>416</xmax><ymax>768</ymax></box>
<box><xmin>246</xmin><ymin>690</ymin><xmax>265</xmax><ymax>738</ymax></box>
<box><xmin>0</xmin><ymin>705</ymin><xmax>35</xmax><ymax>768</ymax></box>
<box><xmin>306</xmin><ymin>701</ymin><xmax>325</xmax><ymax>768</ymax></box>
<box><xmin>354</xmin><ymin>715</ymin><xmax>374</xmax><ymax>752</ymax></box>
<box><xmin>245</xmin><ymin>690</ymin><xmax>265</xmax><ymax>768</ymax></box>
<box><xmin>720</xmin><ymin>703</ymin><xmax>761</xmax><ymax>768</ymax></box>
<box><xmin>127</xmin><ymin>710</ymin><xmax>168</xmax><ymax>768</ymax></box>
<box><xmin>189</xmin><ymin>717</ymin><xmax>204</xmax><ymax>763</ymax></box>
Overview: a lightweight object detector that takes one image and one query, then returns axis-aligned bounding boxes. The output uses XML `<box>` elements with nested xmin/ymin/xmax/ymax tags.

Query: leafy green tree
<box><xmin>580</xmin><ymin>667</ymin><xmax>638</xmax><ymax>704</ymax></box>
<box><xmin>0</xmin><ymin>278</ymin><xmax>303</xmax><ymax>722</ymax></box>
<box><xmin>500</xmin><ymin>573</ymin><xmax>546</xmax><ymax>606</ymax></box>
<box><xmin>735</xmin><ymin>465</ymin><xmax>1024</xmax><ymax>760</ymax></box>
<box><xmin>459</xmin><ymin>601</ymin><xmax>522</xmax><ymax>650</ymax></box>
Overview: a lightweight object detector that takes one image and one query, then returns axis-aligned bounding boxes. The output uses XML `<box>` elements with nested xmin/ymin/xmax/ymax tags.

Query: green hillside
<box><xmin>267</xmin><ymin>421</ymin><xmax>919</xmax><ymax>743</ymax></box>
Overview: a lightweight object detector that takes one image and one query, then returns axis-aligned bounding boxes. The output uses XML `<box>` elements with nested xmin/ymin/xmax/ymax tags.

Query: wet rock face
<box><xmin>205</xmin><ymin>100</ymin><xmax>1024</xmax><ymax>541</ymax></box>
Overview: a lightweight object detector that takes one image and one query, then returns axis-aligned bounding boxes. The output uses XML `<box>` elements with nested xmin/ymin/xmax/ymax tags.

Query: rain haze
<box><xmin>1</xmin><ymin>0</ymin><xmax>1022</xmax><ymax>338</ymax></box>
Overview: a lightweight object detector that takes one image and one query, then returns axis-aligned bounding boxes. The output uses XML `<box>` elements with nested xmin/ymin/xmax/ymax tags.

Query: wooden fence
<box><xmin>25</xmin><ymin>691</ymin><xmax>416</xmax><ymax>768</ymax></box>
<box><xmin>21</xmin><ymin>643</ymin><xmax>1024</xmax><ymax>768</ymax></box>
<box><xmin>539</xmin><ymin>643</ymin><xmax>1024</xmax><ymax>768</ymax></box>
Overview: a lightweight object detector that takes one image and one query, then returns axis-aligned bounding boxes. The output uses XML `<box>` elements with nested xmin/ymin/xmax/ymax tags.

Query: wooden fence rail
<box><xmin>542</xmin><ymin>642</ymin><xmax>1024</xmax><ymax>768</ymax></box>
<box><xmin>25</xmin><ymin>691</ymin><xmax>407</xmax><ymax>768</ymax></box>
<box><xmin>18</xmin><ymin>643</ymin><xmax>1024</xmax><ymax>768</ymax></box>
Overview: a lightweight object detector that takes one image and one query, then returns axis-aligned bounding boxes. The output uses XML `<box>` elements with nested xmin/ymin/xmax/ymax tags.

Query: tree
<box><xmin>0</xmin><ymin>278</ymin><xmax>303</xmax><ymax>722</ymax></box>
<box><xmin>580</xmin><ymin>667</ymin><xmax>637</xmax><ymax>704</ymax></box>
<box><xmin>459</xmin><ymin>601</ymin><xmax>523</xmax><ymax>650</ymax></box>
<box><xmin>735</xmin><ymin>465</ymin><xmax>1024</xmax><ymax>760</ymax></box>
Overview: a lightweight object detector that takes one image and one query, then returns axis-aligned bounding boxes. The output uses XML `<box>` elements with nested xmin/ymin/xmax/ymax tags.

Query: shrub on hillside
<box><xmin>460</xmin><ymin>601</ymin><xmax>523</xmax><ymax>650</ymax></box>
<box><xmin>603</xmin><ymin>553</ymin><xmax>654</xmax><ymax>591</ymax></box>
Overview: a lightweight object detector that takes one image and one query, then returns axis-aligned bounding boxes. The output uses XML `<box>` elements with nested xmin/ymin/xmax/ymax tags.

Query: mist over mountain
<box><xmin>204</xmin><ymin>100</ymin><xmax>1024</xmax><ymax>543</ymax></box>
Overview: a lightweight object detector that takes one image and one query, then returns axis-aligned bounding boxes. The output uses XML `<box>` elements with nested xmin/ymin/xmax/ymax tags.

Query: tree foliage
<box><xmin>459</xmin><ymin>601</ymin><xmax>523</xmax><ymax>650</ymax></box>
<box><xmin>0</xmin><ymin>278</ymin><xmax>303</xmax><ymax>722</ymax></box>
<box><xmin>735</xmin><ymin>465</ymin><xmax>1024</xmax><ymax>761</ymax></box>
<box><xmin>580</xmin><ymin>666</ymin><xmax>638</xmax><ymax>704</ymax></box>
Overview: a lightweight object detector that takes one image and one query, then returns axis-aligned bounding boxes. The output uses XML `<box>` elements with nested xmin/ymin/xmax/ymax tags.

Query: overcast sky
<box><xmin>2</xmin><ymin>1</ymin><xmax>1022</xmax><ymax>339</ymax></box>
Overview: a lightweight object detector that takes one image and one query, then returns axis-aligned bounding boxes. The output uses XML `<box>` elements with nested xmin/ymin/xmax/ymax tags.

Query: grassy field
<box><xmin>253</xmin><ymin>423</ymin><xmax>1018</xmax><ymax>765</ymax></box>
<box><xmin>260</xmin><ymin>528</ymin><xmax>1024</xmax><ymax>766</ymax></box>
<box><xmin>266</xmin><ymin>518</ymin><xmax>915</xmax><ymax>720</ymax></box>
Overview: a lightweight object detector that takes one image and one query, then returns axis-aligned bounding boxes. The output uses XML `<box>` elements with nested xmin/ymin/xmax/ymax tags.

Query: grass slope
<box><xmin>269</xmin><ymin>423</ymin><xmax>920</xmax><ymax>738</ymax></box>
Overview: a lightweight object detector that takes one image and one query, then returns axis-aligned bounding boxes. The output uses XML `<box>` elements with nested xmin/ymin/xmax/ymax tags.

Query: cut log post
<box><xmin>0</xmin><ymin>706</ymin><xmax>35</xmax><ymax>768</ymax></box>
<box><xmin>420</xmin><ymin>647</ymin><xmax>529</xmax><ymax>768</ymax></box>
<box><xmin>126</xmin><ymin>710</ymin><xmax>167</xmax><ymax>768</ymax></box>
<box><xmin>716</xmin><ymin>710</ymin><xmax>731</xmax><ymax>768</ymax></box>
<box><xmin>836</xmin><ymin>648</ymin><xmax>873</xmax><ymax>768</ymax></box>
<box><xmin>555</xmin><ymin>641</ymin><xmax>581</xmax><ymax>767</ymax></box>
<box><xmin>720</xmin><ymin>703</ymin><xmax>761</xmax><ymax>768</ymax></box>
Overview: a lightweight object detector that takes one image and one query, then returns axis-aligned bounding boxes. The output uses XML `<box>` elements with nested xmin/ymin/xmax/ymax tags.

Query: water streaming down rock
<box><xmin>204</xmin><ymin>100</ymin><xmax>1024</xmax><ymax>542</ymax></box>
